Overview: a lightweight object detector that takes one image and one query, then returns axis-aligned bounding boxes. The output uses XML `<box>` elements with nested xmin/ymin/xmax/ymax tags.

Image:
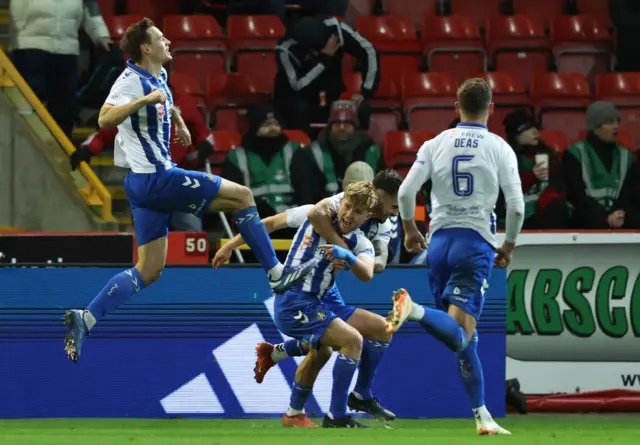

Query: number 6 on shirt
<box><xmin>452</xmin><ymin>155</ymin><xmax>475</xmax><ymax>196</ymax></box>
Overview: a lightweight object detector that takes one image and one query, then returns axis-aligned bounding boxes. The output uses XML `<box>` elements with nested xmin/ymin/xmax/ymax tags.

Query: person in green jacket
<box><xmin>222</xmin><ymin>104</ymin><xmax>301</xmax><ymax>217</ymax></box>
<box><xmin>290</xmin><ymin>100</ymin><xmax>385</xmax><ymax>204</ymax></box>
<box><xmin>564</xmin><ymin>101</ymin><xmax>640</xmax><ymax>229</ymax></box>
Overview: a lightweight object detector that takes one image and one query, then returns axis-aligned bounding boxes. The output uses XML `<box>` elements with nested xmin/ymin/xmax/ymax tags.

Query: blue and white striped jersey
<box><xmin>104</xmin><ymin>60</ymin><xmax>176</xmax><ymax>173</ymax></box>
<box><xmin>284</xmin><ymin>205</ymin><xmax>374</xmax><ymax>298</ymax></box>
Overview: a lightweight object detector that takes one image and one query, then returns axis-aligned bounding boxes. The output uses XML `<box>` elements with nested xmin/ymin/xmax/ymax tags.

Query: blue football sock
<box><xmin>86</xmin><ymin>267</ymin><xmax>145</xmax><ymax>324</ymax></box>
<box><xmin>289</xmin><ymin>382</ymin><xmax>313</xmax><ymax>411</ymax></box>
<box><xmin>330</xmin><ymin>353</ymin><xmax>360</xmax><ymax>419</ymax></box>
<box><xmin>419</xmin><ymin>307</ymin><xmax>469</xmax><ymax>352</ymax></box>
<box><xmin>457</xmin><ymin>331</ymin><xmax>485</xmax><ymax>409</ymax></box>
<box><xmin>235</xmin><ymin>206</ymin><xmax>279</xmax><ymax>273</ymax></box>
<box><xmin>353</xmin><ymin>340</ymin><xmax>389</xmax><ymax>399</ymax></box>
<box><xmin>284</xmin><ymin>339</ymin><xmax>306</xmax><ymax>357</ymax></box>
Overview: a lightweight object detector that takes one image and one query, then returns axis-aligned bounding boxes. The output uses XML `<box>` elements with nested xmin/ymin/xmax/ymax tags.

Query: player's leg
<box><xmin>254</xmin><ymin>338</ymin><xmax>308</xmax><ymax>383</ymax></box>
<box><xmin>210</xmin><ymin>177</ymin><xmax>319</xmax><ymax>292</ymax></box>
<box><xmin>318</xmin><ymin>317</ymin><xmax>366</xmax><ymax>428</ymax></box>
<box><xmin>342</xmin><ymin>308</ymin><xmax>396</xmax><ymax>421</ymax></box>
<box><xmin>283</xmin><ymin>345</ymin><xmax>332</xmax><ymax>428</ymax></box>
<box><xmin>64</xmin><ymin>208</ymin><xmax>169</xmax><ymax>362</ymax></box>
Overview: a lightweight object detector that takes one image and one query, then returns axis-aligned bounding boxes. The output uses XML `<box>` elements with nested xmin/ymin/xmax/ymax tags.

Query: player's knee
<box><xmin>235</xmin><ymin>185</ymin><xmax>255</xmax><ymax>208</ymax></box>
<box><xmin>344</xmin><ymin>330</ymin><xmax>363</xmax><ymax>357</ymax></box>
<box><xmin>137</xmin><ymin>264</ymin><xmax>163</xmax><ymax>285</ymax></box>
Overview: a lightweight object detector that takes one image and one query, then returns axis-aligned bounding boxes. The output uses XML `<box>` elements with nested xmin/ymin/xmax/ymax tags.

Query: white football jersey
<box><xmin>410</xmin><ymin>122</ymin><xmax>521</xmax><ymax>247</ymax></box>
<box><xmin>104</xmin><ymin>61</ymin><xmax>175</xmax><ymax>173</ymax></box>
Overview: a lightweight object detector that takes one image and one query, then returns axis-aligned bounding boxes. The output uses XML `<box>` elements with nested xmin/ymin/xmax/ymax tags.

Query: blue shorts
<box><xmin>322</xmin><ymin>285</ymin><xmax>357</xmax><ymax>322</ymax></box>
<box><xmin>426</xmin><ymin>228</ymin><xmax>495</xmax><ymax>320</ymax></box>
<box><xmin>124</xmin><ymin>167</ymin><xmax>222</xmax><ymax>246</ymax></box>
<box><xmin>274</xmin><ymin>290</ymin><xmax>344</xmax><ymax>350</ymax></box>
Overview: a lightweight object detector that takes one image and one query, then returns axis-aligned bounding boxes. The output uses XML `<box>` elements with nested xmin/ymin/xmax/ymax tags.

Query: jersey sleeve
<box><xmin>328</xmin><ymin>192</ymin><xmax>344</xmax><ymax>213</ymax></box>
<box><xmin>398</xmin><ymin>137</ymin><xmax>435</xmax><ymax>220</ymax></box>
<box><xmin>104</xmin><ymin>74</ymin><xmax>140</xmax><ymax>107</ymax></box>
<box><xmin>354</xmin><ymin>234</ymin><xmax>375</xmax><ymax>259</ymax></box>
<box><xmin>497</xmin><ymin>141</ymin><xmax>522</xmax><ymax>189</ymax></box>
<box><xmin>286</xmin><ymin>205</ymin><xmax>314</xmax><ymax>228</ymax></box>
<box><xmin>372</xmin><ymin>219</ymin><xmax>393</xmax><ymax>245</ymax></box>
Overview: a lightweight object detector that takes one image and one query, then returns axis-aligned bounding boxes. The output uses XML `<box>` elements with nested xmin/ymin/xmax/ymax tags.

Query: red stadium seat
<box><xmin>551</xmin><ymin>15</ymin><xmax>613</xmax><ymax>86</ymax></box>
<box><xmin>98</xmin><ymin>0</ymin><xmax>115</xmax><ymax>23</ymax></box>
<box><xmin>164</xmin><ymin>15</ymin><xmax>227</xmax><ymax>90</ymax></box>
<box><xmin>595</xmin><ymin>73</ymin><xmax>640</xmax><ymax>150</ymax></box>
<box><xmin>107</xmin><ymin>15</ymin><xmax>144</xmax><ymax>43</ymax></box>
<box><xmin>208</xmin><ymin>130</ymin><xmax>242</xmax><ymax>175</ymax></box>
<box><xmin>577</xmin><ymin>129</ymin><xmax>636</xmax><ymax>152</ymax></box>
<box><xmin>169</xmin><ymin>72</ymin><xmax>204</xmax><ymax>97</ymax></box>
<box><xmin>384</xmin><ymin>0</ymin><xmax>438</xmax><ymax>28</ymax></box>
<box><xmin>282</xmin><ymin>129</ymin><xmax>311</xmax><ymax>147</ymax></box>
<box><xmin>126</xmin><ymin>0</ymin><xmax>181</xmax><ymax>25</ymax></box>
<box><xmin>383</xmin><ymin>130</ymin><xmax>435</xmax><ymax>168</ymax></box>
<box><xmin>539</xmin><ymin>130</ymin><xmax>570</xmax><ymax>154</ymax></box>
<box><xmin>356</xmin><ymin>15</ymin><xmax>421</xmax><ymax>85</ymax></box>
<box><xmin>345</xmin><ymin>0</ymin><xmax>376</xmax><ymax>25</ymax></box>
<box><xmin>474</xmin><ymin>72</ymin><xmax>531</xmax><ymax>137</ymax></box>
<box><xmin>227</xmin><ymin>16</ymin><xmax>285</xmax><ymax>89</ymax></box>
<box><xmin>576</xmin><ymin>0</ymin><xmax>611</xmax><ymax>22</ymax></box>
<box><xmin>206</xmin><ymin>73</ymin><xmax>271</xmax><ymax>133</ymax></box>
<box><xmin>450</xmin><ymin>0</ymin><xmax>502</xmax><ymax>29</ymax></box>
<box><xmin>422</xmin><ymin>16</ymin><xmax>487</xmax><ymax>83</ymax></box>
<box><xmin>512</xmin><ymin>0</ymin><xmax>564</xmax><ymax>28</ymax></box>
<box><xmin>486</xmin><ymin>15</ymin><xmax>551</xmax><ymax>86</ymax></box>
<box><xmin>402</xmin><ymin>72</ymin><xmax>459</xmax><ymax>132</ymax></box>
<box><xmin>531</xmin><ymin>72</ymin><xmax>592</xmax><ymax>143</ymax></box>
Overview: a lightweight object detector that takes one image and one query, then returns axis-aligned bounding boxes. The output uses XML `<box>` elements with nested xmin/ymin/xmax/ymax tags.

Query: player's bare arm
<box><xmin>98</xmin><ymin>89</ymin><xmax>166</xmax><ymax>129</ymax></box>
<box><xmin>307</xmin><ymin>198</ymin><xmax>349</xmax><ymax>249</ymax></box>
<box><xmin>171</xmin><ymin>106</ymin><xmax>191</xmax><ymax>147</ymax></box>
<box><xmin>321</xmin><ymin>244</ymin><xmax>374</xmax><ymax>282</ymax></box>
<box><xmin>372</xmin><ymin>239</ymin><xmax>388</xmax><ymax>274</ymax></box>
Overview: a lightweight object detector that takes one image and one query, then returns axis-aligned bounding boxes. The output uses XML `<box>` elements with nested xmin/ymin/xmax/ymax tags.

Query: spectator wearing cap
<box><xmin>274</xmin><ymin>16</ymin><xmax>379</xmax><ymax>132</ymax></box>
<box><xmin>290</xmin><ymin>100</ymin><xmax>384</xmax><ymax>204</ymax></box>
<box><xmin>502</xmin><ymin>109</ymin><xmax>570</xmax><ymax>229</ymax></box>
<box><xmin>222</xmin><ymin>104</ymin><xmax>301</xmax><ymax>218</ymax></box>
<box><xmin>564</xmin><ymin>101</ymin><xmax>640</xmax><ymax>229</ymax></box>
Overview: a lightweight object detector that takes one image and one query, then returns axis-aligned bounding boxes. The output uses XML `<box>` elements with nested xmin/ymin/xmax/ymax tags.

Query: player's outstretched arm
<box><xmin>98</xmin><ymin>89</ymin><xmax>166</xmax><ymax>129</ymax></box>
<box><xmin>307</xmin><ymin>198</ymin><xmax>349</xmax><ymax>250</ymax></box>
<box><xmin>372</xmin><ymin>239</ymin><xmax>388</xmax><ymax>274</ymax></box>
<box><xmin>497</xmin><ymin>144</ymin><xmax>525</xmax><ymax>267</ymax></box>
<box><xmin>398</xmin><ymin>142</ymin><xmax>432</xmax><ymax>252</ymax></box>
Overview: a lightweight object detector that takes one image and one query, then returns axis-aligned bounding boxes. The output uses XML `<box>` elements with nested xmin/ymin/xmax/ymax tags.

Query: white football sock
<box><xmin>82</xmin><ymin>310</ymin><xmax>96</xmax><ymax>331</ymax></box>
<box><xmin>473</xmin><ymin>405</ymin><xmax>492</xmax><ymax>423</ymax></box>
<box><xmin>271</xmin><ymin>343</ymin><xmax>288</xmax><ymax>362</ymax></box>
<box><xmin>286</xmin><ymin>407</ymin><xmax>304</xmax><ymax>417</ymax></box>
<box><xmin>408</xmin><ymin>302</ymin><xmax>425</xmax><ymax>321</ymax></box>
<box><xmin>268</xmin><ymin>263</ymin><xmax>284</xmax><ymax>280</ymax></box>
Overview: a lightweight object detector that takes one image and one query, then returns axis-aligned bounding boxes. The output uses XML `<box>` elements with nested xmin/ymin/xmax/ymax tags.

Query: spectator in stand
<box><xmin>70</xmin><ymin>89</ymin><xmax>213</xmax><ymax>231</ymax></box>
<box><xmin>10</xmin><ymin>0</ymin><xmax>112</xmax><ymax>136</ymax></box>
<box><xmin>221</xmin><ymin>104</ymin><xmax>301</xmax><ymax>218</ymax></box>
<box><xmin>274</xmin><ymin>17</ymin><xmax>379</xmax><ymax>131</ymax></box>
<box><xmin>290</xmin><ymin>100</ymin><xmax>384</xmax><ymax>204</ymax></box>
<box><xmin>564</xmin><ymin>102</ymin><xmax>640</xmax><ymax>229</ymax></box>
<box><xmin>611</xmin><ymin>0</ymin><xmax>640</xmax><ymax>71</ymax></box>
<box><xmin>503</xmin><ymin>109</ymin><xmax>571</xmax><ymax>229</ymax></box>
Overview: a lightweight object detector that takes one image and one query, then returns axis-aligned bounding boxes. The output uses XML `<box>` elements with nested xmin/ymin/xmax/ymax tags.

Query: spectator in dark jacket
<box><xmin>564</xmin><ymin>101</ymin><xmax>640</xmax><ymax>229</ymax></box>
<box><xmin>503</xmin><ymin>109</ymin><xmax>570</xmax><ymax>229</ymax></box>
<box><xmin>222</xmin><ymin>104</ymin><xmax>301</xmax><ymax>218</ymax></box>
<box><xmin>290</xmin><ymin>100</ymin><xmax>384</xmax><ymax>204</ymax></box>
<box><xmin>274</xmin><ymin>17</ymin><xmax>379</xmax><ymax>131</ymax></box>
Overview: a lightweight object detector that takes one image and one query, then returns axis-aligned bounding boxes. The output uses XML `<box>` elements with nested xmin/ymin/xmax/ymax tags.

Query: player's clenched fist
<box><xmin>145</xmin><ymin>89</ymin><xmax>167</xmax><ymax>105</ymax></box>
<box><xmin>212</xmin><ymin>245</ymin><xmax>232</xmax><ymax>268</ymax></box>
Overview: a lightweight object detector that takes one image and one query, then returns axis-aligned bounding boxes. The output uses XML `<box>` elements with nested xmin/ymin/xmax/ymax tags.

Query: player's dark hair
<box><xmin>373</xmin><ymin>169</ymin><xmax>403</xmax><ymax>197</ymax></box>
<box><xmin>121</xmin><ymin>18</ymin><xmax>155</xmax><ymax>63</ymax></box>
<box><xmin>457</xmin><ymin>78</ymin><xmax>492</xmax><ymax>117</ymax></box>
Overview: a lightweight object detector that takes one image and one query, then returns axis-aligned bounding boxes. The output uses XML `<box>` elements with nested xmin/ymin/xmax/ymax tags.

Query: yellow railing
<box><xmin>0</xmin><ymin>50</ymin><xmax>114</xmax><ymax>222</ymax></box>
<box><xmin>219</xmin><ymin>239</ymin><xmax>293</xmax><ymax>251</ymax></box>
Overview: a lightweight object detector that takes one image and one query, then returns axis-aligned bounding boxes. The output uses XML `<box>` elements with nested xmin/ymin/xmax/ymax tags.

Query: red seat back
<box><xmin>383</xmin><ymin>130</ymin><xmax>436</xmax><ymax>167</ymax></box>
<box><xmin>450</xmin><ymin>0</ymin><xmax>502</xmax><ymax>29</ymax></box>
<box><xmin>512</xmin><ymin>0</ymin><xmax>565</xmax><ymax>27</ymax></box>
<box><xmin>539</xmin><ymin>130</ymin><xmax>570</xmax><ymax>154</ymax></box>
<box><xmin>283</xmin><ymin>129</ymin><xmax>311</xmax><ymax>147</ymax></box>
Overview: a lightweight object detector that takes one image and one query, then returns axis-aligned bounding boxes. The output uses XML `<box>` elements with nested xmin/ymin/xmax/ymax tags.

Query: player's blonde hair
<box><xmin>344</xmin><ymin>180</ymin><xmax>378</xmax><ymax>211</ymax></box>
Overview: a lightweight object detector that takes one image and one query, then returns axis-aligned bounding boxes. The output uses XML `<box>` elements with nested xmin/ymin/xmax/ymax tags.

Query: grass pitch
<box><xmin>1</xmin><ymin>416</ymin><xmax>639</xmax><ymax>445</ymax></box>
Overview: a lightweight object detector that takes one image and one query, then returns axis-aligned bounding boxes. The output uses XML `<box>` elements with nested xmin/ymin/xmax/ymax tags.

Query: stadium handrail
<box><xmin>0</xmin><ymin>50</ymin><xmax>114</xmax><ymax>222</ymax></box>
